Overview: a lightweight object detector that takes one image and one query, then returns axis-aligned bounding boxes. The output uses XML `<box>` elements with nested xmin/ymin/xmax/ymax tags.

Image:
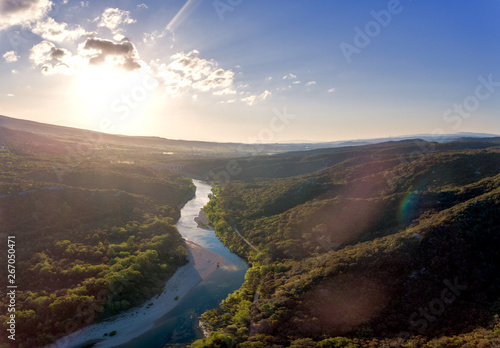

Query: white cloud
<box><xmin>241</xmin><ymin>95</ymin><xmax>256</xmax><ymax>105</ymax></box>
<box><xmin>80</xmin><ymin>1</ymin><xmax>88</xmax><ymax>7</ymax></box>
<box><xmin>158</xmin><ymin>50</ymin><xmax>235</xmax><ymax>95</ymax></box>
<box><xmin>167</xmin><ymin>50</ymin><xmax>213</xmax><ymax>80</ymax></box>
<box><xmin>29</xmin><ymin>40</ymin><xmax>78</xmax><ymax>74</ymax></box>
<box><xmin>192</xmin><ymin>68</ymin><xmax>234</xmax><ymax>92</ymax></box>
<box><xmin>32</xmin><ymin>17</ymin><xmax>89</xmax><ymax>42</ymax></box>
<box><xmin>327</xmin><ymin>88</ymin><xmax>336</xmax><ymax>93</ymax></box>
<box><xmin>213</xmin><ymin>88</ymin><xmax>237</xmax><ymax>96</ymax></box>
<box><xmin>97</xmin><ymin>8</ymin><xmax>136</xmax><ymax>35</ymax></box>
<box><xmin>266</xmin><ymin>76</ymin><xmax>272</xmax><ymax>81</ymax></box>
<box><xmin>6</xmin><ymin>94</ymin><xmax>14</xmax><ymax>97</ymax></box>
<box><xmin>3</xmin><ymin>51</ymin><xmax>19</xmax><ymax>63</ymax></box>
<box><xmin>143</xmin><ymin>29</ymin><xmax>172</xmax><ymax>44</ymax></box>
<box><xmin>259</xmin><ymin>90</ymin><xmax>271</xmax><ymax>100</ymax></box>
<box><xmin>0</xmin><ymin>0</ymin><xmax>52</xmax><ymax>30</ymax></box>
<box><xmin>283</xmin><ymin>73</ymin><xmax>297</xmax><ymax>80</ymax></box>
<box><xmin>137</xmin><ymin>3</ymin><xmax>148</xmax><ymax>9</ymax></box>
<box><xmin>11</xmin><ymin>69</ymin><xmax>18</xmax><ymax>74</ymax></box>
<box><xmin>306</xmin><ymin>81</ymin><xmax>316</xmax><ymax>86</ymax></box>
<box><xmin>242</xmin><ymin>90</ymin><xmax>271</xmax><ymax>106</ymax></box>
<box><xmin>219</xmin><ymin>99</ymin><xmax>236</xmax><ymax>104</ymax></box>
<box><xmin>292</xmin><ymin>80</ymin><xmax>300</xmax><ymax>84</ymax></box>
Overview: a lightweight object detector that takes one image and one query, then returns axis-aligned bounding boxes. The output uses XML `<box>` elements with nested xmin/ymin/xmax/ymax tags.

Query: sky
<box><xmin>0</xmin><ymin>0</ymin><xmax>499</xmax><ymax>143</ymax></box>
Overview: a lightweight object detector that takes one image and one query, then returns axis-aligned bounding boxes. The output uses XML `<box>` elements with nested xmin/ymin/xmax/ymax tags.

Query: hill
<box><xmin>0</xmin><ymin>138</ymin><xmax>195</xmax><ymax>347</ymax></box>
<box><xmin>190</xmin><ymin>139</ymin><xmax>500</xmax><ymax>347</ymax></box>
<box><xmin>1</xmin><ymin>115</ymin><xmax>497</xmax><ymax>161</ymax></box>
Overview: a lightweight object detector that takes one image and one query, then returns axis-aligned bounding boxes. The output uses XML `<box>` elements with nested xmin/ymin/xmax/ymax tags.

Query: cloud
<box><xmin>283</xmin><ymin>73</ymin><xmax>297</xmax><ymax>80</ymax></box>
<box><xmin>32</xmin><ymin>17</ymin><xmax>89</xmax><ymax>42</ymax></box>
<box><xmin>218</xmin><ymin>99</ymin><xmax>236</xmax><ymax>104</ymax></box>
<box><xmin>259</xmin><ymin>90</ymin><xmax>272</xmax><ymax>100</ymax></box>
<box><xmin>192</xmin><ymin>68</ymin><xmax>234</xmax><ymax>92</ymax></box>
<box><xmin>327</xmin><ymin>88</ymin><xmax>336</xmax><ymax>93</ymax></box>
<box><xmin>167</xmin><ymin>50</ymin><xmax>213</xmax><ymax>80</ymax></box>
<box><xmin>80</xmin><ymin>1</ymin><xmax>88</xmax><ymax>7</ymax></box>
<box><xmin>306</xmin><ymin>81</ymin><xmax>317</xmax><ymax>86</ymax></box>
<box><xmin>213</xmin><ymin>88</ymin><xmax>237</xmax><ymax>96</ymax></box>
<box><xmin>6</xmin><ymin>94</ymin><xmax>14</xmax><ymax>97</ymax></box>
<box><xmin>292</xmin><ymin>80</ymin><xmax>301</xmax><ymax>84</ymax></box>
<box><xmin>266</xmin><ymin>76</ymin><xmax>272</xmax><ymax>81</ymax></box>
<box><xmin>149</xmin><ymin>50</ymin><xmax>241</xmax><ymax>98</ymax></box>
<box><xmin>142</xmin><ymin>29</ymin><xmax>173</xmax><ymax>44</ymax></box>
<box><xmin>29</xmin><ymin>40</ymin><xmax>77</xmax><ymax>74</ymax></box>
<box><xmin>242</xmin><ymin>90</ymin><xmax>271</xmax><ymax>106</ymax></box>
<box><xmin>0</xmin><ymin>0</ymin><xmax>52</xmax><ymax>30</ymax></box>
<box><xmin>79</xmin><ymin>37</ymin><xmax>143</xmax><ymax>71</ymax></box>
<box><xmin>3</xmin><ymin>51</ymin><xmax>19</xmax><ymax>63</ymax></box>
<box><xmin>159</xmin><ymin>50</ymin><xmax>235</xmax><ymax>94</ymax></box>
<box><xmin>0</xmin><ymin>1</ymin><xmax>89</xmax><ymax>43</ymax></box>
<box><xmin>29</xmin><ymin>37</ymin><xmax>144</xmax><ymax>74</ymax></box>
<box><xmin>137</xmin><ymin>3</ymin><xmax>148</xmax><ymax>9</ymax></box>
<box><xmin>97</xmin><ymin>8</ymin><xmax>136</xmax><ymax>35</ymax></box>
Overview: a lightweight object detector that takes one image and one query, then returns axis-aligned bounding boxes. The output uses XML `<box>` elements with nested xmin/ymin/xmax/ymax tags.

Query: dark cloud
<box><xmin>80</xmin><ymin>37</ymin><xmax>142</xmax><ymax>71</ymax></box>
<box><xmin>49</xmin><ymin>47</ymin><xmax>67</xmax><ymax>60</ymax></box>
<box><xmin>0</xmin><ymin>0</ymin><xmax>48</xmax><ymax>14</ymax></box>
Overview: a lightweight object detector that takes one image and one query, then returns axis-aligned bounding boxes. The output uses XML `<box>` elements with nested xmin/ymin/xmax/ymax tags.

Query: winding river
<box><xmin>117</xmin><ymin>179</ymin><xmax>248</xmax><ymax>347</ymax></box>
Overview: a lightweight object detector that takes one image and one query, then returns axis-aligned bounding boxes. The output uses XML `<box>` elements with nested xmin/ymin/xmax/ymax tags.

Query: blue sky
<box><xmin>0</xmin><ymin>0</ymin><xmax>499</xmax><ymax>142</ymax></box>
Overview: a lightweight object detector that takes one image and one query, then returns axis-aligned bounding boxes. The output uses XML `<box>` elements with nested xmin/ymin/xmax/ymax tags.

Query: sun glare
<box><xmin>78</xmin><ymin>65</ymin><xmax>135</xmax><ymax>100</ymax></box>
<box><xmin>74</xmin><ymin>65</ymin><xmax>156</xmax><ymax>133</ymax></box>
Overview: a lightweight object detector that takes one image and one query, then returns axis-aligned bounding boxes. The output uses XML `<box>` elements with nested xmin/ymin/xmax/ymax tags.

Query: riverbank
<box><xmin>47</xmin><ymin>241</ymin><xmax>224</xmax><ymax>348</ymax></box>
<box><xmin>194</xmin><ymin>208</ymin><xmax>211</xmax><ymax>229</ymax></box>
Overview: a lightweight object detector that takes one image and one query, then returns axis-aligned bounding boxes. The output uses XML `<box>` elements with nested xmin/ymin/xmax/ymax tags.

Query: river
<box><xmin>116</xmin><ymin>179</ymin><xmax>248</xmax><ymax>347</ymax></box>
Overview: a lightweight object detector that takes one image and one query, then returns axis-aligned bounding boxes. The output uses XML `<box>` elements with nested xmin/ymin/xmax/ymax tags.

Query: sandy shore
<box><xmin>193</xmin><ymin>209</ymin><xmax>211</xmax><ymax>229</ymax></box>
<box><xmin>47</xmin><ymin>241</ymin><xmax>224</xmax><ymax>348</ymax></box>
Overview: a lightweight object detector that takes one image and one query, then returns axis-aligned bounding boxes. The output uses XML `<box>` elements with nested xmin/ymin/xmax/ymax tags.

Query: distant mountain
<box><xmin>0</xmin><ymin>114</ymin><xmax>498</xmax><ymax>159</ymax></box>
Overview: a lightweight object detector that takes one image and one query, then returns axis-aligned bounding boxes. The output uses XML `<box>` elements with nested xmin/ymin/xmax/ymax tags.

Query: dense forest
<box><xmin>190</xmin><ymin>139</ymin><xmax>500</xmax><ymax>347</ymax></box>
<box><xmin>2</xmin><ymin>115</ymin><xmax>500</xmax><ymax>347</ymax></box>
<box><xmin>0</xmin><ymin>146</ymin><xmax>195</xmax><ymax>347</ymax></box>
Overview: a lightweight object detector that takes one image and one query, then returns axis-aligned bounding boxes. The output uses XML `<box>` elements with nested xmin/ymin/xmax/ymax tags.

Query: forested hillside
<box><xmin>192</xmin><ymin>139</ymin><xmax>500</xmax><ymax>347</ymax></box>
<box><xmin>0</xmin><ymin>147</ymin><xmax>195</xmax><ymax>347</ymax></box>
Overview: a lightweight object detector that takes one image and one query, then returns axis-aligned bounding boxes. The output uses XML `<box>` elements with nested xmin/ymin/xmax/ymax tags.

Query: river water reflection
<box><xmin>117</xmin><ymin>180</ymin><xmax>248</xmax><ymax>347</ymax></box>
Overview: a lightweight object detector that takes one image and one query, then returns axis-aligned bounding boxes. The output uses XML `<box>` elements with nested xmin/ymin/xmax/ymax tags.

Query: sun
<box><xmin>73</xmin><ymin>65</ymin><xmax>143</xmax><ymax>129</ymax></box>
<box><xmin>77</xmin><ymin>65</ymin><xmax>137</xmax><ymax>100</ymax></box>
<box><xmin>72</xmin><ymin>64</ymin><xmax>163</xmax><ymax>135</ymax></box>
